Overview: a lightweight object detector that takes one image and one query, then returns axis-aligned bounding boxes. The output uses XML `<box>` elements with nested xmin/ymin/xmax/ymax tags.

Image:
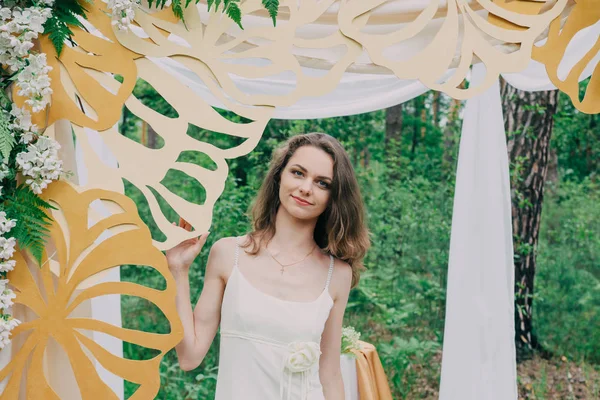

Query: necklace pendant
<box><xmin>280</xmin><ymin>266</ymin><xmax>285</xmax><ymax>275</ymax></box>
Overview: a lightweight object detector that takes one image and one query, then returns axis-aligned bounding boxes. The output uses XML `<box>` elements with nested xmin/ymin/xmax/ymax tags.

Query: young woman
<box><xmin>167</xmin><ymin>133</ymin><xmax>370</xmax><ymax>400</ymax></box>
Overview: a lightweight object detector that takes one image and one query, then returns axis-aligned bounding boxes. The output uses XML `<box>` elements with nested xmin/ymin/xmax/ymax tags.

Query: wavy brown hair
<box><xmin>242</xmin><ymin>133</ymin><xmax>370</xmax><ymax>288</ymax></box>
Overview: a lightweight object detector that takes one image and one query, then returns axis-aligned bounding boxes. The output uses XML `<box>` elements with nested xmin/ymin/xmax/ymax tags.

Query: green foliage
<box><xmin>224</xmin><ymin>0</ymin><xmax>242</xmax><ymax>29</ymax></box>
<box><xmin>379</xmin><ymin>337</ymin><xmax>440</xmax><ymax>399</ymax></box>
<box><xmin>43</xmin><ymin>0</ymin><xmax>89</xmax><ymax>56</ymax></box>
<box><xmin>262</xmin><ymin>0</ymin><xmax>278</xmax><ymax>25</ymax></box>
<box><xmin>552</xmin><ymin>80</ymin><xmax>600</xmax><ymax>181</ymax></box>
<box><xmin>0</xmin><ymin>110</ymin><xmax>15</xmax><ymax>162</ymax></box>
<box><xmin>534</xmin><ymin>178</ymin><xmax>600</xmax><ymax>363</ymax></box>
<box><xmin>3</xmin><ymin>185</ymin><xmax>56</xmax><ymax>264</ymax></box>
<box><xmin>170</xmin><ymin>0</ymin><xmax>186</xmax><ymax>22</ymax></box>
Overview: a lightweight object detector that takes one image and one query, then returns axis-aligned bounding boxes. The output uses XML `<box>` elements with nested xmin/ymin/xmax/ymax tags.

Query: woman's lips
<box><xmin>291</xmin><ymin>195</ymin><xmax>312</xmax><ymax>206</ymax></box>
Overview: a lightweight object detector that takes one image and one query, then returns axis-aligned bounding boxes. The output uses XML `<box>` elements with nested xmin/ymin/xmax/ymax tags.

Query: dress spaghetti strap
<box><xmin>234</xmin><ymin>236</ymin><xmax>240</xmax><ymax>269</ymax></box>
<box><xmin>324</xmin><ymin>255</ymin><xmax>334</xmax><ymax>291</ymax></box>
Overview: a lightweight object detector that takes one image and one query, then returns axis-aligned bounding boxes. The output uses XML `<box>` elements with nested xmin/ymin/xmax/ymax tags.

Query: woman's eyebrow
<box><xmin>290</xmin><ymin>164</ymin><xmax>333</xmax><ymax>181</ymax></box>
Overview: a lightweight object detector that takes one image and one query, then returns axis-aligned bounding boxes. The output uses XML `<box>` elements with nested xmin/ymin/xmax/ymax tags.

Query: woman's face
<box><xmin>278</xmin><ymin>145</ymin><xmax>334</xmax><ymax>221</ymax></box>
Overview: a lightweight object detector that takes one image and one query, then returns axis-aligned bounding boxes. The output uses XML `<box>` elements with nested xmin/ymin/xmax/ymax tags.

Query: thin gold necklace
<box><xmin>265</xmin><ymin>242</ymin><xmax>317</xmax><ymax>275</ymax></box>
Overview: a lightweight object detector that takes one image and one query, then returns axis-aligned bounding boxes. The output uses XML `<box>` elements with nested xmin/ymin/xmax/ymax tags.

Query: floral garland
<box><xmin>0</xmin><ymin>0</ymin><xmax>60</xmax><ymax>350</ymax></box>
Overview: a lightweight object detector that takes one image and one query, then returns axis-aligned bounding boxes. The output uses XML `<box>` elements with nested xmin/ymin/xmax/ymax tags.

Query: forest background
<box><xmin>117</xmin><ymin>77</ymin><xmax>599</xmax><ymax>400</ymax></box>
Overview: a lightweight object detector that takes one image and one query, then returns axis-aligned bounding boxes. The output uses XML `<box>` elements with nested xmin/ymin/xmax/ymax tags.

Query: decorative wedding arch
<box><xmin>0</xmin><ymin>0</ymin><xmax>598</xmax><ymax>399</ymax></box>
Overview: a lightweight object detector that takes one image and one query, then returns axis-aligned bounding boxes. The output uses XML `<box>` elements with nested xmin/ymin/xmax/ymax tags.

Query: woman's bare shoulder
<box><xmin>205</xmin><ymin>236</ymin><xmax>242</xmax><ymax>280</ymax></box>
<box><xmin>210</xmin><ymin>236</ymin><xmax>239</xmax><ymax>254</ymax></box>
<box><xmin>329</xmin><ymin>256</ymin><xmax>353</xmax><ymax>300</ymax></box>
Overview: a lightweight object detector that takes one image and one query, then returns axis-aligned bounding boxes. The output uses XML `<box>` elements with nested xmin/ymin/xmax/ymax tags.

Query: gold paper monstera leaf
<box><xmin>533</xmin><ymin>0</ymin><xmax>600</xmax><ymax>114</ymax></box>
<box><xmin>0</xmin><ymin>181</ymin><xmax>183</xmax><ymax>399</ymax></box>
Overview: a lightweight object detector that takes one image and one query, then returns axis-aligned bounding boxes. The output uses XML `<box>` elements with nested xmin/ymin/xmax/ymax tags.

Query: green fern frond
<box><xmin>0</xmin><ymin>111</ymin><xmax>15</xmax><ymax>162</ymax></box>
<box><xmin>172</xmin><ymin>0</ymin><xmax>185</xmax><ymax>22</ymax></box>
<box><xmin>43</xmin><ymin>0</ymin><xmax>89</xmax><ymax>56</ymax></box>
<box><xmin>225</xmin><ymin>1</ymin><xmax>242</xmax><ymax>29</ymax></box>
<box><xmin>262</xmin><ymin>0</ymin><xmax>278</xmax><ymax>26</ymax></box>
<box><xmin>4</xmin><ymin>185</ymin><xmax>56</xmax><ymax>265</ymax></box>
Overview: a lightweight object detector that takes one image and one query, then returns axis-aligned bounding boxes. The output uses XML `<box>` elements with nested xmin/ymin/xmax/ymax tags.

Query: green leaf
<box><xmin>262</xmin><ymin>0</ymin><xmax>278</xmax><ymax>26</ymax></box>
<box><xmin>0</xmin><ymin>111</ymin><xmax>15</xmax><ymax>161</ymax></box>
<box><xmin>226</xmin><ymin>1</ymin><xmax>243</xmax><ymax>29</ymax></box>
<box><xmin>4</xmin><ymin>185</ymin><xmax>57</xmax><ymax>265</ymax></box>
<box><xmin>43</xmin><ymin>0</ymin><xmax>89</xmax><ymax>56</ymax></box>
<box><xmin>172</xmin><ymin>0</ymin><xmax>185</xmax><ymax>23</ymax></box>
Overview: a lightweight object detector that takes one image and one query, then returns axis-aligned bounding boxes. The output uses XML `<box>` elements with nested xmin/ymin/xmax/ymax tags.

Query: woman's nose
<box><xmin>299</xmin><ymin>179</ymin><xmax>312</xmax><ymax>194</ymax></box>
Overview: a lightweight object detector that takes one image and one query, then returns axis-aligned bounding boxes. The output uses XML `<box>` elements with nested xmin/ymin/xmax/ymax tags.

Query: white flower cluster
<box><xmin>10</xmin><ymin>104</ymin><xmax>38</xmax><ymax>144</ymax></box>
<box><xmin>0</xmin><ymin>6</ymin><xmax>53</xmax><ymax>71</ymax></box>
<box><xmin>0</xmin><ymin>163</ymin><xmax>8</xmax><ymax>197</ymax></box>
<box><xmin>0</xmin><ymin>316</ymin><xmax>20</xmax><ymax>349</ymax></box>
<box><xmin>107</xmin><ymin>0</ymin><xmax>141</xmax><ymax>31</ymax></box>
<box><xmin>341</xmin><ymin>325</ymin><xmax>362</xmax><ymax>354</ymax></box>
<box><xmin>1</xmin><ymin>5</ymin><xmax>54</xmax><ymax>140</ymax></box>
<box><xmin>0</xmin><ymin>211</ymin><xmax>19</xmax><ymax>349</ymax></box>
<box><xmin>0</xmin><ymin>280</ymin><xmax>16</xmax><ymax>309</ymax></box>
<box><xmin>16</xmin><ymin>136</ymin><xmax>63</xmax><ymax>194</ymax></box>
<box><xmin>16</xmin><ymin>53</ymin><xmax>53</xmax><ymax>113</ymax></box>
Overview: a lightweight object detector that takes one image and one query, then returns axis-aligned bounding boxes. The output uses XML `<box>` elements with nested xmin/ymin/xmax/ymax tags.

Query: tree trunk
<box><xmin>411</xmin><ymin>98</ymin><xmax>420</xmax><ymax>158</ymax></box>
<box><xmin>500</xmin><ymin>78</ymin><xmax>559</xmax><ymax>361</ymax></box>
<box><xmin>146</xmin><ymin>122</ymin><xmax>158</xmax><ymax>149</ymax></box>
<box><xmin>385</xmin><ymin>103</ymin><xmax>404</xmax><ymax>180</ymax></box>
<box><xmin>385</xmin><ymin>103</ymin><xmax>403</xmax><ymax>146</ymax></box>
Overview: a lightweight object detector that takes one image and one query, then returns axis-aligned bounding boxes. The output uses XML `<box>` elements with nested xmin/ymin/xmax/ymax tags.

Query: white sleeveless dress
<box><xmin>214</xmin><ymin>238</ymin><xmax>335</xmax><ymax>400</ymax></box>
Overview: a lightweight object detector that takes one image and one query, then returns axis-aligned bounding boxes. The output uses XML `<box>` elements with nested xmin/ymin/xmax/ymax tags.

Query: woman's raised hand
<box><xmin>166</xmin><ymin>217</ymin><xmax>210</xmax><ymax>274</ymax></box>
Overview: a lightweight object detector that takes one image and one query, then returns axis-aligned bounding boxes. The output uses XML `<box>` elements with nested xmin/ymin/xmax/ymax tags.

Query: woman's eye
<box><xmin>317</xmin><ymin>181</ymin><xmax>329</xmax><ymax>189</ymax></box>
<box><xmin>292</xmin><ymin>170</ymin><xmax>303</xmax><ymax>177</ymax></box>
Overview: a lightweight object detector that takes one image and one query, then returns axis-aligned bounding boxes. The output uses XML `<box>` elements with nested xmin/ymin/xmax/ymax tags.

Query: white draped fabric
<box><xmin>439</xmin><ymin>64</ymin><xmax>517</xmax><ymax>399</ymax></box>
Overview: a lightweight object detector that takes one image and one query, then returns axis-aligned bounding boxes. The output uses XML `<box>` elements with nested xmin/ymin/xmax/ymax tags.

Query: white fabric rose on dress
<box><xmin>284</xmin><ymin>341</ymin><xmax>321</xmax><ymax>373</ymax></box>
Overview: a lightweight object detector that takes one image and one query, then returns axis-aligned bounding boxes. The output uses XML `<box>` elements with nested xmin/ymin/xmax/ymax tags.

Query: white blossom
<box><xmin>9</xmin><ymin>105</ymin><xmax>38</xmax><ymax>144</ymax></box>
<box><xmin>0</xmin><ymin>260</ymin><xmax>16</xmax><ymax>273</ymax></box>
<box><xmin>341</xmin><ymin>326</ymin><xmax>362</xmax><ymax>354</ymax></box>
<box><xmin>16</xmin><ymin>136</ymin><xmax>63</xmax><ymax>194</ymax></box>
<box><xmin>0</xmin><ymin>237</ymin><xmax>16</xmax><ymax>260</ymax></box>
<box><xmin>0</xmin><ymin>316</ymin><xmax>20</xmax><ymax>349</ymax></box>
<box><xmin>0</xmin><ymin>8</ymin><xmax>12</xmax><ymax>21</ymax></box>
<box><xmin>0</xmin><ymin>280</ymin><xmax>16</xmax><ymax>310</ymax></box>
<box><xmin>0</xmin><ymin>212</ymin><xmax>16</xmax><ymax>235</ymax></box>
<box><xmin>16</xmin><ymin>53</ymin><xmax>53</xmax><ymax>112</ymax></box>
<box><xmin>0</xmin><ymin>162</ymin><xmax>9</xmax><ymax>179</ymax></box>
<box><xmin>107</xmin><ymin>0</ymin><xmax>140</xmax><ymax>31</ymax></box>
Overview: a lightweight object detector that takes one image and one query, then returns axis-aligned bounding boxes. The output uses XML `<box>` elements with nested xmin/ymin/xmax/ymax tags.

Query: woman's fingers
<box><xmin>194</xmin><ymin>232</ymin><xmax>210</xmax><ymax>250</ymax></box>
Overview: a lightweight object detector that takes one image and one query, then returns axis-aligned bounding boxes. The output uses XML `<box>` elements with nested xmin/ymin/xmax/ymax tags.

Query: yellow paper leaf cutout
<box><xmin>533</xmin><ymin>0</ymin><xmax>600</xmax><ymax>114</ymax></box>
<box><xmin>0</xmin><ymin>181</ymin><xmax>183</xmax><ymax>399</ymax></box>
<box><xmin>36</xmin><ymin>1</ymin><xmax>140</xmax><ymax>131</ymax></box>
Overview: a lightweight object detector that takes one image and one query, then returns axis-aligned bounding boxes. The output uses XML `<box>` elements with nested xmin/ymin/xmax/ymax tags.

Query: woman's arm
<box><xmin>319</xmin><ymin>260</ymin><xmax>353</xmax><ymax>400</ymax></box>
<box><xmin>171</xmin><ymin>238</ymin><xmax>230</xmax><ymax>371</ymax></box>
